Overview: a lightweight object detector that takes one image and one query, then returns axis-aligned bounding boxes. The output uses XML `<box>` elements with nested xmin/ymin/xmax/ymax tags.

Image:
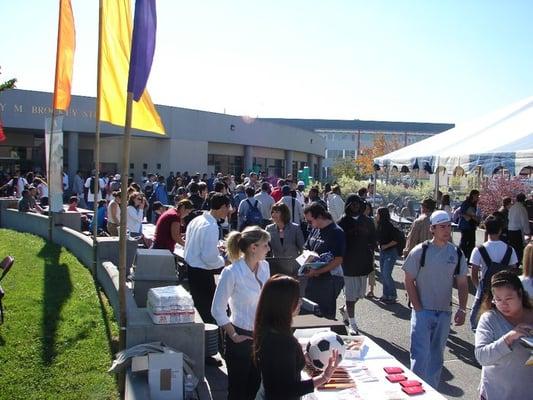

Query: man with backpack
<box><xmin>402</xmin><ymin>210</ymin><xmax>469</xmax><ymax>389</ymax></box>
<box><xmin>469</xmin><ymin>215</ymin><xmax>518</xmax><ymax>331</ymax></box>
<box><xmin>237</xmin><ymin>187</ymin><xmax>263</xmax><ymax>231</ymax></box>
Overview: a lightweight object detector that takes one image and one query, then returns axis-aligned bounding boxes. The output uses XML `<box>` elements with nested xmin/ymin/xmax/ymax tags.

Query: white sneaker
<box><xmin>339</xmin><ymin>306</ymin><xmax>349</xmax><ymax>326</ymax></box>
<box><xmin>348</xmin><ymin>325</ymin><xmax>360</xmax><ymax>336</ymax></box>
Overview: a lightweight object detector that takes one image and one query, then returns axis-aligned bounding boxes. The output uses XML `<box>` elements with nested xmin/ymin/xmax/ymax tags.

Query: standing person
<box><xmin>337</xmin><ymin>195</ymin><xmax>376</xmax><ymax>334</ymax></box>
<box><xmin>403</xmin><ymin>198</ymin><xmax>436</xmax><ymax>257</ymax></box>
<box><xmin>270</xmin><ymin>179</ymin><xmax>285</xmax><ymax>203</ymax></box>
<box><xmin>280</xmin><ymin>185</ymin><xmax>304</xmax><ymax>226</ymax></box>
<box><xmin>72</xmin><ymin>171</ymin><xmax>87</xmax><ymax>208</ymax></box>
<box><xmin>253</xmin><ymin>275</ymin><xmax>340</xmax><ymax>400</ymax></box>
<box><xmin>376</xmin><ymin>207</ymin><xmax>402</xmax><ymax>304</ymax></box>
<box><xmin>497</xmin><ymin>196</ymin><xmax>512</xmax><ymax>243</ymax></box>
<box><xmin>439</xmin><ymin>194</ymin><xmax>453</xmax><ymax>218</ymax></box>
<box><xmin>266</xmin><ymin>202</ymin><xmax>305</xmax><ymax>258</ymax></box>
<box><xmin>33</xmin><ymin>177</ymin><xmax>49</xmax><ymax>207</ymax></box>
<box><xmin>327</xmin><ymin>185</ymin><xmax>345</xmax><ymax>222</ymax></box>
<box><xmin>474</xmin><ymin>271</ymin><xmax>533</xmax><ymax>400</ymax></box>
<box><xmin>521</xmin><ymin>243</ymin><xmax>533</xmax><ymax>298</ymax></box>
<box><xmin>153</xmin><ymin>199</ymin><xmax>194</xmax><ymax>251</ymax></box>
<box><xmin>84</xmin><ymin>171</ymin><xmax>105</xmax><ymax>210</ymax></box>
<box><xmin>106</xmin><ymin>191</ymin><xmax>121</xmax><ymax>236</ymax></box>
<box><xmin>458</xmin><ymin>189</ymin><xmax>480</xmax><ymax>260</ymax></box>
<box><xmin>295</xmin><ymin>180</ymin><xmax>306</xmax><ymax>206</ymax></box>
<box><xmin>211</xmin><ymin>227</ymin><xmax>271</xmax><ymax>400</ymax></box>
<box><xmin>126</xmin><ymin>192</ymin><xmax>145</xmax><ymax>235</ymax></box>
<box><xmin>302</xmin><ymin>203</ymin><xmax>345</xmax><ymax>320</ymax></box>
<box><xmin>508</xmin><ymin>193</ymin><xmax>530</xmax><ymax>265</ymax></box>
<box><xmin>469</xmin><ymin>215</ymin><xmax>518</xmax><ymax>331</ymax></box>
<box><xmin>238</xmin><ymin>187</ymin><xmax>263</xmax><ymax>231</ymax></box>
<box><xmin>402</xmin><ymin>210</ymin><xmax>469</xmax><ymax>389</ymax></box>
<box><xmin>184</xmin><ymin>193</ymin><xmax>231</xmax><ymax>324</ymax></box>
<box><xmin>308</xmin><ymin>186</ymin><xmax>327</xmax><ymax>210</ymax></box>
<box><xmin>254</xmin><ymin>182</ymin><xmax>275</xmax><ymax>228</ymax></box>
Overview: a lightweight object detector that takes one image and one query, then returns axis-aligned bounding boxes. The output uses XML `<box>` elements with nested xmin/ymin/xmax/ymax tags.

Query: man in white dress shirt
<box><xmin>507</xmin><ymin>193</ymin><xmax>530</xmax><ymax>265</ymax></box>
<box><xmin>184</xmin><ymin>193</ymin><xmax>232</xmax><ymax>324</ymax></box>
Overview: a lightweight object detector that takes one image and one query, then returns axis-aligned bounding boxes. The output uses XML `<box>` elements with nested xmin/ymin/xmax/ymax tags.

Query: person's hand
<box><xmin>231</xmin><ymin>333</ymin><xmax>252</xmax><ymax>343</ymax></box>
<box><xmin>504</xmin><ymin>323</ymin><xmax>533</xmax><ymax>346</ymax></box>
<box><xmin>305</xmin><ymin>268</ymin><xmax>320</xmax><ymax>278</ymax></box>
<box><xmin>321</xmin><ymin>349</ymin><xmax>340</xmax><ymax>382</ymax></box>
<box><xmin>454</xmin><ymin>309</ymin><xmax>466</xmax><ymax>326</ymax></box>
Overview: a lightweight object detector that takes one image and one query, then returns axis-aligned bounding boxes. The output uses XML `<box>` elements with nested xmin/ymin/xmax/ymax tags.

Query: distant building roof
<box><xmin>261</xmin><ymin>118</ymin><xmax>454</xmax><ymax>134</ymax></box>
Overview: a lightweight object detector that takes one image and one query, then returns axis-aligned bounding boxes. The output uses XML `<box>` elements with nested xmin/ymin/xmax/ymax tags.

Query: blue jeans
<box><xmin>379</xmin><ymin>248</ymin><xmax>398</xmax><ymax>300</ymax></box>
<box><xmin>410</xmin><ymin>309</ymin><xmax>451</xmax><ymax>389</ymax></box>
<box><xmin>470</xmin><ymin>297</ymin><xmax>482</xmax><ymax>331</ymax></box>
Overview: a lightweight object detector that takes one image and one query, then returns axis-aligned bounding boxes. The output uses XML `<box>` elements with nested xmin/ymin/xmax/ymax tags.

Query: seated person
<box><xmin>88</xmin><ymin>199</ymin><xmax>107</xmax><ymax>234</ymax></box>
<box><xmin>18</xmin><ymin>187</ymin><xmax>43</xmax><ymax>213</ymax></box>
<box><xmin>67</xmin><ymin>196</ymin><xmax>89</xmax><ymax>230</ymax></box>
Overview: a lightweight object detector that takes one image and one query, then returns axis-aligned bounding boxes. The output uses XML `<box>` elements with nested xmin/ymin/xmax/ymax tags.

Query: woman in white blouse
<box><xmin>126</xmin><ymin>191</ymin><xmax>144</xmax><ymax>234</ymax></box>
<box><xmin>211</xmin><ymin>226</ymin><xmax>271</xmax><ymax>400</ymax></box>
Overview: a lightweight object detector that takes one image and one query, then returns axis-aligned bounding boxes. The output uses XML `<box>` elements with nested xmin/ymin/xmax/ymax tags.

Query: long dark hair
<box><xmin>376</xmin><ymin>207</ymin><xmax>391</xmax><ymax>227</ymax></box>
<box><xmin>253</xmin><ymin>274</ymin><xmax>300</xmax><ymax>365</ymax></box>
<box><xmin>479</xmin><ymin>270</ymin><xmax>532</xmax><ymax>316</ymax></box>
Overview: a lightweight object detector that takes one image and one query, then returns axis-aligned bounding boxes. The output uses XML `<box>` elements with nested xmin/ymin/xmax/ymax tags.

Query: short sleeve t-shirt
<box><xmin>470</xmin><ymin>240</ymin><xmax>518</xmax><ymax>299</ymax></box>
<box><xmin>402</xmin><ymin>241</ymin><xmax>468</xmax><ymax>312</ymax></box>
<box><xmin>153</xmin><ymin>208</ymin><xmax>181</xmax><ymax>251</ymax></box>
<box><xmin>305</xmin><ymin>222</ymin><xmax>345</xmax><ymax>276</ymax></box>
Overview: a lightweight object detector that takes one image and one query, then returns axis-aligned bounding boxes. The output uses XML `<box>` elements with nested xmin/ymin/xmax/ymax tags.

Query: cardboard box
<box><xmin>131</xmin><ymin>351</ymin><xmax>183</xmax><ymax>400</ymax></box>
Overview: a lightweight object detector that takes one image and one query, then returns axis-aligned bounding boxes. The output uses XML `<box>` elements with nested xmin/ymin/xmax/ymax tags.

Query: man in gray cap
<box><xmin>402</xmin><ymin>210</ymin><xmax>468</xmax><ymax>389</ymax></box>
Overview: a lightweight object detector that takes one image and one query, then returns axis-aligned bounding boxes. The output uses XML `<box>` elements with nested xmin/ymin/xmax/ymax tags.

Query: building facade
<box><xmin>0</xmin><ymin>90</ymin><xmax>326</xmax><ymax>183</ymax></box>
<box><xmin>262</xmin><ymin>118</ymin><xmax>454</xmax><ymax>178</ymax></box>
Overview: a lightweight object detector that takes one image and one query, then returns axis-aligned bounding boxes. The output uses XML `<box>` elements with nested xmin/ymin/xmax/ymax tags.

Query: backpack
<box><xmin>243</xmin><ymin>199</ymin><xmax>262</xmax><ymax>228</ymax></box>
<box><xmin>477</xmin><ymin>245</ymin><xmax>513</xmax><ymax>295</ymax></box>
<box><xmin>393</xmin><ymin>226</ymin><xmax>406</xmax><ymax>255</ymax></box>
<box><xmin>420</xmin><ymin>240</ymin><xmax>462</xmax><ymax>276</ymax></box>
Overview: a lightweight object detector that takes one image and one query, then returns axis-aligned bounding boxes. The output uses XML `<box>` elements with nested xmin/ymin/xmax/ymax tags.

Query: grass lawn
<box><xmin>0</xmin><ymin>229</ymin><xmax>120</xmax><ymax>399</ymax></box>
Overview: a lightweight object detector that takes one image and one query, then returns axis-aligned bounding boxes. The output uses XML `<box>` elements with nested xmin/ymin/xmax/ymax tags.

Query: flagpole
<box><xmin>118</xmin><ymin>92</ymin><xmax>133</xmax><ymax>354</ymax></box>
<box><xmin>92</xmin><ymin>0</ymin><xmax>104</xmax><ymax>276</ymax></box>
<box><xmin>48</xmin><ymin>0</ymin><xmax>65</xmax><ymax>241</ymax></box>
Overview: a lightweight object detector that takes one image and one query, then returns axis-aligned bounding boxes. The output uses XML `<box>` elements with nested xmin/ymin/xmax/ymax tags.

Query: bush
<box><xmin>478</xmin><ymin>176</ymin><xmax>528</xmax><ymax>217</ymax></box>
<box><xmin>336</xmin><ymin>176</ymin><xmax>434</xmax><ymax>206</ymax></box>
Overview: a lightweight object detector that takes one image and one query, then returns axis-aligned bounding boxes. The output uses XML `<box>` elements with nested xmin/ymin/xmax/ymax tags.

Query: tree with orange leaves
<box><xmin>355</xmin><ymin>134</ymin><xmax>402</xmax><ymax>176</ymax></box>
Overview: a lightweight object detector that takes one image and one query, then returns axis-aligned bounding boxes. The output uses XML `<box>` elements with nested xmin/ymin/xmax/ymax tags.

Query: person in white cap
<box><xmin>402</xmin><ymin>210</ymin><xmax>469</xmax><ymax>389</ymax></box>
<box><xmin>296</xmin><ymin>181</ymin><xmax>306</xmax><ymax>205</ymax></box>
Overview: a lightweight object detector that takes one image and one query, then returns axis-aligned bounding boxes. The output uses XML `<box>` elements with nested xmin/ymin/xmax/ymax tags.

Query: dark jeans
<box><xmin>225</xmin><ymin>326</ymin><xmax>260</xmax><ymax>400</ymax></box>
<box><xmin>508</xmin><ymin>230</ymin><xmax>524</xmax><ymax>265</ymax></box>
<box><xmin>460</xmin><ymin>229</ymin><xmax>476</xmax><ymax>260</ymax></box>
<box><xmin>187</xmin><ymin>266</ymin><xmax>216</xmax><ymax>324</ymax></box>
<box><xmin>305</xmin><ymin>274</ymin><xmax>344</xmax><ymax>319</ymax></box>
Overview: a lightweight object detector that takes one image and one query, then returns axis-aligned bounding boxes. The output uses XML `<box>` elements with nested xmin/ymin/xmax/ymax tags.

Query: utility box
<box><xmin>132</xmin><ymin>249</ymin><xmax>178</xmax><ymax>307</ymax></box>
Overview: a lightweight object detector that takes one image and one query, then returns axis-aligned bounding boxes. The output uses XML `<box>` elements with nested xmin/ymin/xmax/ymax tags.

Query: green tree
<box><xmin>0</xmin><ymin>66</ymin><xmax>17</xmax><ymax>93</ymax></box>
<box><xmin>331</xmin><ymin>158</ymin><xmax>364</xmax><ymax>180</ymax></box>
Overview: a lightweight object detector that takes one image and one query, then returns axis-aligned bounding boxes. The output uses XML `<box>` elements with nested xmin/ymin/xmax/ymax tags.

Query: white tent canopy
<box><xmin>374</xmin><ymin>96</ymin><xmax>533</xmax><ymax>176</ymax></box>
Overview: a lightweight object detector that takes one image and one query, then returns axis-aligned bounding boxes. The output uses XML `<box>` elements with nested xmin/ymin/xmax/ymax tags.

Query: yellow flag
<box><xmin>53</xmin><ymin>0</ymin><xmax>76</xmax><ymax>111</ymax></box>
<box><xmin>99</xmin><ymin>0</ymin><xmax>165</xmax><ymax>134</ymax></box>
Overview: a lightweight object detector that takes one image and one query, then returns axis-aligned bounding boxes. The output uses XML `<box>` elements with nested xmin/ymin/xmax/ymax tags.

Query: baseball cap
<box><xmin>430</xmin><ymin>210</ymin><xmax>451</xmax><ymax>225</ymax></box>
<box><xmin>344</xmin><ymin>193</ymin><xmax>365</xmax><ymax>211</ymax></box>
<box><xmin>282</xmin><ymin>185</ymin><xmax>291</xmax><ymax>196</ymax></box>
<box><xmin>114</xmin><ymin>174</ymin><xmax>121</xmax><ymax>180</ymax></box>
<box><xmin>297</xmin><ymin>180</ymin><xmax>305</xmax><ymax>186</ymax></box>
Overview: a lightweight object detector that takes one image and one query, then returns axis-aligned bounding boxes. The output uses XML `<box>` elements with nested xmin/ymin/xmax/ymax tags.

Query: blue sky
<box><xmin>2</xmin><ymin>0</ymin><xmax>533</xmax><ymax>124</ymax></box>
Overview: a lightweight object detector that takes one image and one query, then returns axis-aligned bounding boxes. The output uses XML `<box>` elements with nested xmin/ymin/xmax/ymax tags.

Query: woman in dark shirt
<box><xmin>253</xmin><ymin>275</ymin><xmax>339</xmax><ymax>399</ymax></box>
<box><xmin>376</xmin><ymin>207</ymin><xmax>400</xmax><ymax>304</ymax></box>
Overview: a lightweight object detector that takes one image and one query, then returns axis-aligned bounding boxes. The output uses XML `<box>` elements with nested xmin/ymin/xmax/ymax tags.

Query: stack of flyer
<box><xmin>147</xmin><ymin>286</ymin><xmax>195</xmax><ymax>324</ymax></box>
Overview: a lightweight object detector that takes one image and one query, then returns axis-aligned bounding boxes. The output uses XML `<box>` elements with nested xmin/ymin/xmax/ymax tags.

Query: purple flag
<box><xmin>127</xmin><ymin>0</ymin><xmax>157</xmax><ymax>101</ymax></box>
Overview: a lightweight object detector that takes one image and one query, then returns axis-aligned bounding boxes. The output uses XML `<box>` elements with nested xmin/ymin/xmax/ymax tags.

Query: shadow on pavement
<box><xmin>447</xmin><ymin>333</ymin><xmax>481</xmax><ymax>369</ymax></box>
<box><xmin>361</xmin><ymin>331</ymin><xmax>411</xmax><ymax>366</ymax></box>
<box><xmin>438</xmin><ymin>366</ymin><xmax>466</xmax><ymax>397</ymax></box>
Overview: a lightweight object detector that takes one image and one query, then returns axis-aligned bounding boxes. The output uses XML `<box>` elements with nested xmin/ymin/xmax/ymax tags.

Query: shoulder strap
<box><xmin>420</xmin><ymin>240</ymin><xmax>431</xmax><ymax>268</ymax></box>
<box><xmin>291</xmin><ymin>198</ymin><xmax>295</xmax><ymax>221</ymax></box>
<box><xmin>455</xmin><ymin>246</ymin><xmax>463</xmax><ymax>275</ymax></box>
<box><xmin>478</xmin><ymin>245</ymin><xmax>492</xmax><ymax>267</ymax></box>
<box><xmin>502</xmin><ymin>245</ymin><xmax>513</xmax><ymax>266</ymax></box>
<box><xmin>254</xmin><ymin>200</ymin><xmax>259</xmax><ymax>209</ymax></box>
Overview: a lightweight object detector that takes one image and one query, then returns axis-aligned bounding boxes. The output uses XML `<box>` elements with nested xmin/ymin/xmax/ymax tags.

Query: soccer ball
<box><xmin>306</xmin><ymin>331</ymin><xmax>345</xmax><ymax>370</ymax></box>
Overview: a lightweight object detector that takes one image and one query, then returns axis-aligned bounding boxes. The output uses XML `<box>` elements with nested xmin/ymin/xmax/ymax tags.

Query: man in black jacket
<box><xmin>337</xmin><ymin>194</ymin><xmax>377</xmax><ymax>334</ymax></box>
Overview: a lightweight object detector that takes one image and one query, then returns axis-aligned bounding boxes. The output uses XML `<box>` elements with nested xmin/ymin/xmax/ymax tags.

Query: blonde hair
<box><xmin>226</xmin><ymin>226</ymin><xmax>270</xmax><ymax>262</ymax></box>
<box><xmin>523</xmin><ymin>243</ymin><xmax>533</xmax><ymax>278</ymax></box>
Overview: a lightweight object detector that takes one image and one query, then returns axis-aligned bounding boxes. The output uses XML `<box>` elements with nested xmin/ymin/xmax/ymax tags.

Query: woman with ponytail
<box><xmin>211</xmin><ymin>226</ymin><xmax>271</xmax><ymax>400</ymax></box>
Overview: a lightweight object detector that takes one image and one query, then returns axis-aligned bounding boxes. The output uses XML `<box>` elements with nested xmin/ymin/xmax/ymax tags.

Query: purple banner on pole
<box><xmin>127</xmin><ymin>0</ymin><xmax>157</xmax><ymax>102</ymax></box>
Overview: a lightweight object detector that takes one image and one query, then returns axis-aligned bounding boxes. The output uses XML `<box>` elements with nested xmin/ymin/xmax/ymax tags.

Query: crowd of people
<box><xmin>2</xmin><ymin>167</ymin><xmax>533</xmax><ymax>399</ymax></box>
